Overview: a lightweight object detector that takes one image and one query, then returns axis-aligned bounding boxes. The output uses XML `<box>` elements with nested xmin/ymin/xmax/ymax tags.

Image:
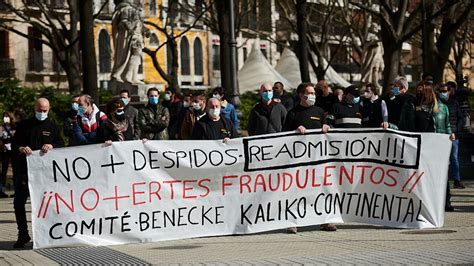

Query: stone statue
<box><xmin>112</xmin><ymin>0</ymin><xmax>150</xmax><ymax>84</ymax></box>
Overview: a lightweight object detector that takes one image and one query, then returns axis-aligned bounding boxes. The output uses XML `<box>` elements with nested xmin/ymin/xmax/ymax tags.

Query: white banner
<box><xmin>27</xmin><ymin>129</ymin><xmax>451</xmax><ymax>249</ymax></box>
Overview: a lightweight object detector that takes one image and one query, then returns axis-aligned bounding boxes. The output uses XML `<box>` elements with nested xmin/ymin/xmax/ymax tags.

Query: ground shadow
<box><xmin>0</xmin><ymin>219</ymin><xmax>15</xmax><ymax>224</ymax></box>
<box><xmin>0</xmin><ymin>241</ymin><xmax>32</xmax><ymax>251</ymax></box>
<box><xmin>453</xmin><ymin>205</ymin><xmax>474</xmax><ymax>213</ymax></box>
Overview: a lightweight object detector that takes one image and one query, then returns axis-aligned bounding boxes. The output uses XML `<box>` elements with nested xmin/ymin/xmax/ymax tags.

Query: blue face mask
<box><xmin>35</xmin><ymin>111</ymin><xmax>48</xmax><ymax>121</ymax></box>
<box><xmin>391</xmin><ymin>87</ymin><xmax>400</xmax><ymax>96</ymax></box>
<box><xmin>78</xmin><ymin>105</ymin><xmax>87</xmax><ymax>116</ymax></box>
<box><xmin>71</xmin><ymin>102</ymin><xmax>79</xmax><ymax>111</ymax></box>
<box><xmin>439</xmin><ymin>92</ymin><xmax>449</xmax><ymax>101</ymax></box>
<box><xmin>149</xmin><ymin>96</ymin><xmax>159</xmax><ymax>105</ymax></box>
<box><xmin>121</xmin><ymin>98</ymin><xmax>129</xmax><ymax>106</ymax></box>
<box><xmin>262</xmin><ymin>91</ymin><xmax>273</xmax><ymax>102</ymax></box>
<box><xmin>352</xmin><ymin>97</ymin><xmax>360</xmax><ymax>104</ymax></box>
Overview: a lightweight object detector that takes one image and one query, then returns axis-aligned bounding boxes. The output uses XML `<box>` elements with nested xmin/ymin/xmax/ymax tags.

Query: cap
<box><xmin>345</xmin><ymin>85</ymin><xmax>360</xmax><ymax>97</ymax></box>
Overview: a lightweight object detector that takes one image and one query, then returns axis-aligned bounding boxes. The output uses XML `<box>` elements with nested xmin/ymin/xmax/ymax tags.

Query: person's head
<box><xmin>437</xmin><ymin>83</ymin><xmax>450</xmax><ymax>102</ymax></box>
<box><xmin>164</xmin><ymin>88</ymin><xmax>175</xmax><ymax>102</ymax></box>
<box><xmin>422</xmin><ymin>73</ymin><xmax>434</xmax><ymax>84</ymax></box>
<box><xmin>35</xmin><ymin>98</ymin><xmax>50</xmax><ymax>121</ymax></box>
<box><xmin>3</xmin><ymin>111</ymin><xmax>14</xmax><ymax>125</ymax></box>
<box><xmin>344</xmin><ymin>85</ymin><xmax>360</xmax><ymax>104</ymax></box>
<box><xmin>259</xmin><ymin>83</ymin><xmax>273</xmax><ymax>104</ymax></box>
<box><xmin>364</xmin><ymin>83</ymin><xmax>378</xmax><ymax>99</ymax></box>
<box><xmin>77</xmin><ymin>94</ymin><xmax>93</xmax><ymax>116</ymax></box>
<box><xmin>335</xmin><ymin>88</ymin><xmax>343</xmax><ymax>102</ymax></box>
<box><xmin>192</xmin><ymin>94</ymin><xmax>206</xmax><ymax>111</ymax></box>
<box><xmin>212</xmin><ymin>87</ymin><xmax>225</xmax><ymax>101</ymax></box>
<box><xmin>206</xmin><ymin>98</ymin><xmax>221</xmax><ymax>120</ymax></box>
<box><xmin>106</xmin><ymin>98</ymin><xmax>126</xmax><ymax>122</ymax></box>
<box><xmin>392</xmin><ymin>76</ymin><xmax>409</xmax><ymax>96</ymax></box>
<box><xmin>119</xmin><ymin>89</ymin><xmax>131</xmax><ymax>106</ymax></box>
<box><xmin>183</xmin><ymin>93</ymin><xmax>193</xmax><ymax>108</ymax></box>
<box><xmin>147</xmin><ymin>87</ymin><xmax>159</xmax><ymax>105</ymax></box>
<box><xmin>446</xmin><ymin>81</ymin><xmax>457</xmax><ymax>96</ymax></box>
<box><xmin>296</xmin><ymin>82</ymin><xmax>316</xmax><ymax>107</ymax></box>
<box><xmin>316</xmin><ymin>80</ymin><xmax>331</xmax><ymax>96</ymax></box>
<box><xmin>273</xmin><ymin>82</ymin><xmax>284</xmax><ymax>97</ymax></box>
<box><xmin>13</xmin><ymin>108</ymin><xmax>27</xmax><ymax>122</ymax></box>
<box><xmin>417</xmin><ymin>81</ymin><xmax>436</xmax><ymax>106</ymax></box>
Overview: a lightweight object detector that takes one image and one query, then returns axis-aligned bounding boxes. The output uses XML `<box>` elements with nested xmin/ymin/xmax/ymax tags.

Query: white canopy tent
<box><xmin>238</xmin><ymin>42</ymin><xmax>293</xmax><ymax>94</ymax></box>
<box><xmin>274</xmin><ymin>48</ymin><xmax>351</xmax><ymax>88</ymax></box>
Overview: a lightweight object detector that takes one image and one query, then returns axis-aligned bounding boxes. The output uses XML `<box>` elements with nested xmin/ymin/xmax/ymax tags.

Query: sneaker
<box><xmin>13</xmin><ymin>234</ymin><xmax>31</xmax><ymax>249</ymax></box>
<box><xmin>287</xmin><ymin>227</ymin><xmax>297</xmax><ymax>234</ymax></box>
<box><xmin>453</xmin><ymin>181</ymin><xmax>466</xmax><ymax>189</ymax></box>
<box><xmin>320</xmin><ymin>223</ymin><xmax>337</xmax><ymax>231</ymax></box>
<box><xmin>445</xmin><ymin>206</ymin><xmax>455</xmax><ymax>212</ymax></box>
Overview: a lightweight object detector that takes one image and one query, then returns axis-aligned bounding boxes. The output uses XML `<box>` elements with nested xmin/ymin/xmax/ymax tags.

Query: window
<box><xmin>212</xmin><ymin>44</ymin><xmax>220</xmax><ymax>70</ymax></box>
<box><xmin>28</xmin><ymin>27</ymin><xmax>43</xmax><ymax>72</ymax></box>
<box><xmin>180</xmin><ymin>37</ymin><xmax>190</xmax><ymax>75</ymax></box>
<box><xmin>193</xmin><ymin>38</ymin><xmax>203</xmax><ymax>76</ymax></box>
<box><xmin>149</xmin><ymin>0</ymin><xmax>157</xmax><ymax>16</ymax></box>
<box><xmin>149</xmin><ymin>33</ymin><xmax>159</xmax><ymax>47</ymax></box>
<box><xmin>98</xmin><ymin>30</ymin><xmax>111</xmax><ymax>73</ymax></box>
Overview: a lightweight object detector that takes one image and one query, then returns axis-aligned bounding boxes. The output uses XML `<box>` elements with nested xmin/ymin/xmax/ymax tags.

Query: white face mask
<box><xmin>364</xmin><ymin>92</ymin><xmax>371</xmax><ymax>98</ymax></box>
<box><xmin>193</xmin><ymin>102</ymin><xmax>201</xmax><ymax>110</ymax></box>
<box><xmin>212</xmin><ymin>94</ymin><xmax>221</xmax><ymax>100</ymax></box>
<box><xmin>164</xmin><ymin>93</ymin><xmax>171</xmax><ymax>101</ymax></box>
<box><xmin>35</xmin><ymin>111</ymin><xmax>48</xmax><ymax>121</ymax></box>
<box><xmin>208</xmin><ymin>108</ymin><xmax>220</xmax><ymax>119</ymax></box>
<box><xmin>305</xmin><ymin>94</ymin><xmax>316</xmax><ymax>106</ymax></box>
<box><xmin>3</xmin><ymin>117</ymin><xmax>10</xmax><ymax>124</ymax></box>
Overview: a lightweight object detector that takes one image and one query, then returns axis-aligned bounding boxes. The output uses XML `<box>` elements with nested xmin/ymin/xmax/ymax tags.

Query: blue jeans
<box><xmin>450</xmin><ymin>139</ymin><xmax>460</xmax><ymax>182</ymax></box>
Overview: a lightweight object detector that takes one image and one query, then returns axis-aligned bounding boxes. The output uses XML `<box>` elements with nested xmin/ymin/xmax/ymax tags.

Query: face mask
<box><xmin>78</xmin><ymin>105</ymin><xmax>87</xmax><ymax>116</ymax></box>
<box><xmin>439</xmin><ymin>92</ymin><xmax>449</xmax><ymax>101</ymax></box>
<box><xmin>262</xmin><ymin>91</ymin><xmax>273</xmax><ymax>102</ymax></box>
<box><xmin>212</xmin><ymin>94</ymin><xmax>221</xmax><ymax>100</ymax></box>
<box><xmin>71</xmin><ymin>102</ymin><xmax>79</xmax><ymax>111</ymax></box>
<box><xmin>193</xmin><ymin>102</ymin><xmax>201</xmax><ymax>111</ymax></box>
<box><xmin>208</xmin><ymin>108</ymin><xmax>220</xmax><ymax>119</ymax></box>
<box><xmin>35</xmin><ymin>111</ymin><xmax>48</xmax><ymax>121</ymax></box>
<box><xmin>149</xmin><ymin>96</ymin><xmax>159</xmax><ymax>105</ymax></box>
<box><xmin>3</xmin><ymin>117</ymin><xmax>10</xmax><ymax>124</ymax></box>
<box><xmin>364</xmin><ymin>92</ymin><xmax>370</xmax><ymax>99</ymax></box>
<box><xmin>121</xmin><ymin>98</ymin><xmax>129</xmax><ymax>106</ymax></box>
<box><xmin>164</xmin><ymin>93</ymin><xmax>171</xmax><ymax>101</ymax></box>
<box><xmin>115</xmin><ymin>110</ymin><xmax>125</xmax><ymax>121</ymax></box>
<box><xmin>391</xmin><ymin>87</ymin><xmax>400</xmax><ymax>96</ymax></box>
<box><xmin>352</xmin><ymin>97</ymin><xmax>360</xmax><ymax>104</ymax></box>
<box><xmin>305</xmin><ymin>94</ymin><xmax>316</xmax><ymax>106</ymax></box>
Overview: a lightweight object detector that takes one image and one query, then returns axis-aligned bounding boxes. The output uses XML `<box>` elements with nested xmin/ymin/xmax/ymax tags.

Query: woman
<box><xmin>97</xmin><ymin>98</ymin><xmax>133</xmax><ymax>144</ymax></box>
<box><xmin>0</xmin><ymin>112</ymin><xmax>15</xmax><ymax>197</ymax></box>
<box><xmin>414</xmin><ymin>81</ymin><xmax>438</xmax><ymax>132</ymax></box>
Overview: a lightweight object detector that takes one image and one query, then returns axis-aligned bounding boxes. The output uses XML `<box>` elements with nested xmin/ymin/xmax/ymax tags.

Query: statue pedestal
<box><xmin>108</xmin><ymin>79</ymin><xmax>148</xmax><ymax>102</ymax></box>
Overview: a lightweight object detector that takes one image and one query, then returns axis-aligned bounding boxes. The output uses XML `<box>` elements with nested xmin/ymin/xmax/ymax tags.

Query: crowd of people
<box><xmin>0</xmin><ymin>74</ymin><xmax>471</xmax><ymax>248</ymax></box>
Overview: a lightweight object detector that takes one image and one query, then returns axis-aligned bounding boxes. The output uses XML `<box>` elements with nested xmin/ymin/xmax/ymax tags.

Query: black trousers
<box><xmin>13</xmin><ymin>181</ymin><xmax>30</xmax><ymax>237</ymax></box>
<box><xmin>1</xmin><ymin>150</ymin><xmax>12</xmax><ymax>187</ymax></box>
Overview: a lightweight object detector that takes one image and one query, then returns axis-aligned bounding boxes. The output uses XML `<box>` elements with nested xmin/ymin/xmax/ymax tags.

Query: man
<box><xmin>191</xmin><ymin>98</ymin><xmax>238</xmax><ymax>140</ymax></box>
<box><xmin>248</xmin><ymin>83</ymin><xmax>287</xmax><ymax>136</ymax></box>
<box><xmin>360</xmin><ymin>83</ymin><xmax>388</xmax><ymax>128</ymax></box>
<box><xmin>443</xmin><ymin>82</ymin><xmax>465</xmax><ymax>189</ymax></box>
<box><xmin>328</xmin><ymin>85</ymin><xmax>362</xmax><ymax>128</ymax></box>
<box><xmin>181</xmin><ymin>94</ymin><xmax>207</xmax><ymax>140</ymax></box>
<box><xmin>283</xmin><ymin>83</ymin><xmax>335</xmax><ymax>232</ymax></box>
<box><xmin>273</xmin><ymin>81</ymin><xmax>294</xmax><ymax>111</ymax></box>
<box><xmin>315</xmin><ymin>80</ymin><xmax>337</xmax><ymax>113</ymax></box>
<box><xmin>12</xmin><ymin>98</ymin><xmax>64</xmax><ymax>248</ymax></box>
<box><xmin>212</xmin><ymin>87</ymin><xmax>239</xmax><ymax>132</ymax></box>
<box><xmin>383</xmin><ymin>75</ymin><xmax>415</xmax><ymax>130</ymax></box>
<box><xmin>63</xmin><ymin>94</ymin><xmax>80</xmax><ymax>145</ymax></box>
<box><xmin>138</xmin><ymin>88</ymin><xmax>170</xmax><ymax>140</ymax></box>
<box><xmin>119</xmin><ymin>89</ymin><xmax>139</xmax><ymax>139</ymax></box>
<box><xmin>71</xmin><ymin>94</ymin><xmax>107</xmax><ymax>145</ymax></box>
<box><xmin>161</xmin><ymin>88</ymin><xmax>183</xmax><ymax>139</ymax></box>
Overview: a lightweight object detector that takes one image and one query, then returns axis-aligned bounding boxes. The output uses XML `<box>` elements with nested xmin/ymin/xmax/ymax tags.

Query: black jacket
<box><xmin>96</xmin><ymin>119</ymin><xmax>134</xmax><ymax>143</ymax></box>
<box><xmin>191</xmin><ymin>115</ymin><xmax>238</xmax><ymax>140</ymax></box>
<box><xmin>248</xmin><ymin>101</ymin><xmax>287</xmax><ymax>136</ymax></box>
<box><xmin>284</xmin><ymin>104</ymin><xmax>326</xmax><ymax>131</ymax></box>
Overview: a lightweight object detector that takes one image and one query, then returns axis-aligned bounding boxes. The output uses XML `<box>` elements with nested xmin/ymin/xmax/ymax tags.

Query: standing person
<box><xmin>248</xmin><ymin>83</ymin><xmax>287</xmax><ymax>136</ymax></box>
<box><xmin>454</xmin><ymin>79</ymin><xmax>471</xmax><ymax>131</ymax></box>
<box><xmin>360</xmin><ymin>83</ymin><xmax>388</xmax><ymax>128</ymax></box>
<box><xmin>212</xmin><ymin>87</ymin><xmax>239</xmax><ymax>133</ymax></box>
<box><xmin>72</xmin><ymin>94</ymin><xmax>107</xmax><ymax>145</ymax></box>
<box><xmin>181</xmin><ymin>94</ymin><xmax>207</xmax><ymax>140</ymax></box>
<box><xmin>327</xmin><ymin>85</ymin><xmax>362</xmax><ymax>128</ymax></box>
<box><xmin>383</xmin><ymin>76</ymin><xmax>415</xmax><ymax>130</ymax></box>
<box><xmin>273</xmin><ymin>81</ymin><xmax>294</xmax><ymax>111</ymax></box>
<box><xmin>441</xmin><ymin>82</ymin><xmax>465</xmax><ymax>189</ymax></box>
<box><xmin>177</xmin><ymin>93</ymin><xmax>193</xmax><ymax>139</ymax></box>
<box><xmin>334</xmin><ymin>87</ymin><xmax>344</xmax><ymax>102</ymax></box>
<box><xmin>412</xmin><ymin>81</ymin><xmax>438</xmax><ymax>132</ymax></box>
<box><xmin>0</xmin><ymin>112</ymin><xmax>16</xmax><ymax>198</ymax></box>
<box><xmin>63</xmin><ymin>95</ymin><xmax>81</xmax><ymax>145</ymax></box>
<box><xmin>119</xmin><ymin>89</ymin><xmax>140</xmax><ymax>139</ymax></box>
<box><xmin>12</xmin><ymin>98</ymin><xmax>64</xmax><ymax>248</ymax></box>
<box><xmin>97</xmin><ymin>98</ymin><xmax>134</xmax><ymax>143</ymax></box>
<box><xmin>161</xmin><ymin>88</ymin><xmax>183</xmax><ymax>140</ymax></box>
<box><xmin>191</xmin><ymin>98</ymin><xmax>238</xmax><ymax>140</ymax></box>
<box><xmin>315</xmin><ymin>80</ymin><xmax>337</xmax><ymax>113</ymax></box>
<box><xmin>283</xmin><ymin>82</ymin><xmax>335</xmax><ymax>232</ymax></box>
<box><xmin>138</xmin><ymin>88</ymin><xmax>170</xmax><ymax>140</ymax></box>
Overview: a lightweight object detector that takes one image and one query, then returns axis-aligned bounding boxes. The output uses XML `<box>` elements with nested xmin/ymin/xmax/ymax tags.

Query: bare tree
<box><xmin>448</xmin><ymin>16</ymin><xmax>473</xmax><ymax>81</ymax></box>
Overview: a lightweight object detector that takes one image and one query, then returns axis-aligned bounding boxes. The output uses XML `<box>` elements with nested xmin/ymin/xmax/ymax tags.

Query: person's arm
<box><xmin>248</xmin><ymin>109</ymin><xmax>256</xmax><ymax>136</ymax></box>
<box><xmin>52</xmin><ymin>124</ymin><xmax>65</xmax><ymax>148</ymax></box>
<box><xmin>283</xmin><ymin>110</ymin><xmax>295</xmax><ymax>131</ymax></box>
<box><xmin>381</xmin><ymin>100</ymin><xmax>388</xmax><ymax>122</ymax></box>
<box><xmin>445</xmin><ymin>105</ymin><xmax>452</xmax><ymax>135</ymax></box>
<box><xmin>132</xmin><ymin>109</ymin><xmax>140</xmax><ymax>140</ymax></box>
<box><xmin>280</xmin><ymin>105</ymin><xmax>288</xmax><ymax>131</ymax></box>
<box><xmin>230</xmin><ymin>106</ymin><xmax>240</xmax><ymax>131</ymax></box>
<box><xmin>180</xmin><ymin>111</ymin><xmax>193</xmax><ymax>140</ymax></box>
<box><xmin>71</xmin><ymin>123</ymin><xmax>92</xmax><ymax>145</ymax></box>
<box><xmin>191</xmin><ymin>122</ymin><xmax>205</xmax><ymax>140</ymax></box>
<box><xmin>138</xmin><ymin>108</ymin><xmax>170</xmax><ymax>133</ymax></box>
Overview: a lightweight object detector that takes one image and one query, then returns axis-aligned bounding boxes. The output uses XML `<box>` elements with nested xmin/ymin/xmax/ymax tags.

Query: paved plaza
<box><xmin>0</xmin><ymin>181</ymin><xmax>473</xmax><ymax>265</ymax></box>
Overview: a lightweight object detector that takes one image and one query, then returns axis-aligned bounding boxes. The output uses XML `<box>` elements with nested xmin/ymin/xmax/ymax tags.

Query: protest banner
<box><xmin>27</xmin><ymin>129</ymin><xmax>451</xmax><ymax>249</ymax></box>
